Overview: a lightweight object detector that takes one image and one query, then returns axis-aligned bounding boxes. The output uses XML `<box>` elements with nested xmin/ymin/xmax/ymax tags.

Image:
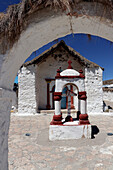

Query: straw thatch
<box><xmin>103</xmin><ymin>79</ymin><xmax>113</xmax><ymax>85</ymax></box>
<box><xmin>103</xmin><ymin>87</ymin><xmax>113</xmax><ymax>92</ymax></box>
<box><xmin>0</xmin><ymin>0</ymin><xmax>113</xmax><ymax>53</ymax></box>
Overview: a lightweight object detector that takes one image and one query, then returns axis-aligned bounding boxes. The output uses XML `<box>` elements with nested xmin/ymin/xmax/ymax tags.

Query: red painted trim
<box><xmin>54</xmin><ymin>92</ymin><xmax>62</xmax><ymax>96</ymax></box>
<box><xmin>80</xmin><ymin>95</ymin><xmax>87</xmax><ymax>100</ymax></box>
<box><xmin>79</xmin><ymin>114</ymin><xmax>88</xmax><ymax>120</ymax></box>
<box><xmin>70</xmin><ymin>85</ymin><xmax>75</xmax><ymax>109</ymax></box>
<box><xmin>53</xmin><ymin>114</ymin><xmax>62</xmax><ymax>121</ymax></box>
<box><xmin>79</xmin><ymin>120</ymin><xmax>90</xmax><ymax>125</ymax></box>
<box><xmin>79</xmin><ymin>91</ymin><xmax>86</xmax><ymax>95</ymax></box>
<box><xmin>55</xmin><ymin>69</ymin><xmax>61</xmax><ymax>78</ymax></box>
<box><xmin>46</xmin><ymin>82</ymin><xmax>51</xmax><ymax>110</ymax></box>
<box><xmin>79</xmin><ymin>70</ymin><xmax>83</xmax><ymax>74</ymax></box>
<box><xmin>54</xmin><ymin>92</ymin><xmax>62</xmax><ymax>101</ymax></box>
<box><xmin>79</xmin><ymin>70</ymin><xmax>85</xmax><ymax>78</ymax></box>
<box><xmin>54</xmin><ymin>96</ymin><xmax>62</xmax><ymax>101</ymax></box>
<box><xmin>50</xmin><ymin>121</ymin><xmax>63</xmax><ymax>125</ymax></box>
<box><xmin>50</xmin><ymin>114</ymin><xmax>63</xmax><ymax>125</ymax></box>
<box><xmin>78</xmin><ymin>91</ymin><xmax>87</xmax><ymax>100</ymax></box>
<box><xmin>79</xmin><ymin>114</ymin><xmax>90</xmax><ymax>125</ymax></box>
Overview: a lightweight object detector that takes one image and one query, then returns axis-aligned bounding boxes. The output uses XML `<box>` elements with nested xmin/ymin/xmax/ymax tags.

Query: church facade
<box><xmin>18</xmin><ymin>41</ymin><xmax>103</xmax><ymax>114</ymax></box>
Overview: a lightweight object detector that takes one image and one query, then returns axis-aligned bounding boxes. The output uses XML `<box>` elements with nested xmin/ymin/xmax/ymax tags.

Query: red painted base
<box><xmin>50</xmin><ymin>120</ymin><xmax>63</xmax><ymax>125</ymax></box>
<box><xmin>71</xmin><ymin>105</ymin><xmax>75</xmax><ymax>109</ymax></box>
<box><xmin>50</xmin><ymin>114</ymin><xmax>63</xmax><ymax>125</ymax></box>
<box><xmin>79</xmin><ymin>120</ymin><xmax>90</xmax><ymax>125</ymax></box>
<box><xmin>79</xmin><ymin>114</ymin><xmax>90</xmax><ymax>125</ymax></box>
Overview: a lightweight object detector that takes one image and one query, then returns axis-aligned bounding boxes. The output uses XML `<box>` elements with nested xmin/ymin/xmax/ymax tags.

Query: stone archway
<box><xmin>1</xmin><ymin>1</ymin><xmax>113</xmax><ymax>169</ymax></box>
<box><xmin>1</xmin><ymin>6</ymin><xmax>113</xmax><ymax>90</ymax></box>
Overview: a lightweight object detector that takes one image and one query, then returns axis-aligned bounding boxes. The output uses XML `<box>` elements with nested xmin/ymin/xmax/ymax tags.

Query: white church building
<box><xmin>18</xmin><ymin>41</ymin><xmax>104</xmax><ymax>114</ymax></box>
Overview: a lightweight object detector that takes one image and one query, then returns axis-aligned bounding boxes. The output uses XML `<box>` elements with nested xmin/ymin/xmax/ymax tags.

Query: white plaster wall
<box><xmin>85</xmin><ymin>67</ymin><xmax>103</xmax><ymax>113</ymax></box>
<box><xmin>103</xmin><ymin>90</ymin><xmax>113</xmax><ymax>102</ymax></box>
<box><xmin>55</xmin><ymin>78</ymin><xmax>84</xmax><ymax>92</ymax></box>
<box><xmin>18</xmin><ymin>66</ymin><xmax>37</xmax><ymax>114</ymax></box>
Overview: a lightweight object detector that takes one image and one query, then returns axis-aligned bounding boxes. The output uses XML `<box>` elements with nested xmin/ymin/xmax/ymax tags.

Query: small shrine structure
<box><xmin>49</xmin><ymin>60</ymin><xmax>91</xmax><ymax>140</ymax></box>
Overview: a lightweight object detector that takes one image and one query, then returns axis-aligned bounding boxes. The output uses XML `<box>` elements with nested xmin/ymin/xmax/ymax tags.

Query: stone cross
<box><xmin>67</xmin><ymin>60</ymin><xmax>73</xmax><ymax>69</ymax></box>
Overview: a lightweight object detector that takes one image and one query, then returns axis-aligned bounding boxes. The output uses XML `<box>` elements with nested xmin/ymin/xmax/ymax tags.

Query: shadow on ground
<box><xmin>91</xmin><ymin>125</ymin><xmax>99</xmax><ymax>139</ymax></box>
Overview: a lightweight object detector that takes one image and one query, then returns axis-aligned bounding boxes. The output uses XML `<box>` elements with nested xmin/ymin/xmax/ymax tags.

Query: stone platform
<box><xmin>49</xmin><ymin>123</ymin><xmax>91</xmax><ymax>141</ymax></box>
<box><xmin>9</xmin><ymin>114</ymin><xmax>113</xmax><ymax>169</ymax></box>
<box><xmin>39</xmin><ymin>109</ymin><xmax>77</xmax><ymax>114</ymax></box>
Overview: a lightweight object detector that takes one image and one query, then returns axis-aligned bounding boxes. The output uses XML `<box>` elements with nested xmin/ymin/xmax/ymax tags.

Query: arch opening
<box><xmin>1</xmin><ymin>3</ymin><xmax>113</xmax><ymax>167</ymax></box>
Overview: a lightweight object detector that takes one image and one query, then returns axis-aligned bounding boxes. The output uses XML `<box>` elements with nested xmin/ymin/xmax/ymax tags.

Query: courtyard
<box><xmin>8</xmin><ymin>113</ymin><xmax>113</xmax><ymax>170</ymax></box>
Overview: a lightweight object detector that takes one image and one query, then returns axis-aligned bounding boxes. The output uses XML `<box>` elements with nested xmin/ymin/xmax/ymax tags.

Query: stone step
<box><xmin>39</xmin><ymin>109</ymin><xmax>77</xmax><ymax>114</ymax></box>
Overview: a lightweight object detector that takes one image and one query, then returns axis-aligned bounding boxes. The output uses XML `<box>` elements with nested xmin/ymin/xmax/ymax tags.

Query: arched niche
<box><xmin>63</xmin><ymin>83</ymin><xmax>79</xmax><ymax>110</ymax></box>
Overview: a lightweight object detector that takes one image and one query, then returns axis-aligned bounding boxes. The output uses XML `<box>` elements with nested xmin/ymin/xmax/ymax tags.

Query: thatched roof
<box><xmin>24</xmin><ymin>40</ymin><xmax>104</xmax><ymax>70</ymax></box>
<box><xmin>103</xmin><ymin>79</ymin><xmax>113</xmax><ymax>85</ymax></box>
<box><xmin>0</xmin><ymin>0</ymin><xmax>113</xmax><ymax>53</ymax></box>
<box><xmin>103</xmin><ymin>87</ymin><xmax>113</xmax><ymax>92</ymax></box>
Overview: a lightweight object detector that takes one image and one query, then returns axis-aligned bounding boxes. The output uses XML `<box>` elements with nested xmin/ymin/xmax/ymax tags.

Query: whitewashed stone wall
<box><xmin>103</xmin><ymin>90</ymin><xmax>113</xmax><ymax>102</ymax></box>
<box><xmin>85</xmin><ymin>67</ymin><xmax>103</xmax><ymax>113</ymax></box>
<box><xmin>18</xmin><ymin>65</ymin><xmax>37</xmax><ymax>114</ymax></box>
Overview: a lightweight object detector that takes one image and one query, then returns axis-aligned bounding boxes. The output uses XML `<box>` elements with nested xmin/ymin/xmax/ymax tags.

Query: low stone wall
<box><xmin>103</xmin><ymin>88</ymin><xmax>113</xmax><ymax>102</ymax></box>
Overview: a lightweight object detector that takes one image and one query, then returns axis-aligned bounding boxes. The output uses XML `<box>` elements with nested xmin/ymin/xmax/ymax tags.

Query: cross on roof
<box><xmin>67</xmin><ymin>60</ymin><xmax>73</xmax><ymax>69</ymax></box>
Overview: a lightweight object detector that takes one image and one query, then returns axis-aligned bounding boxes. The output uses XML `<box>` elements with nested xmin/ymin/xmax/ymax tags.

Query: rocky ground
<box><xmin>8</xmin><ymin>113</ymin><xmax>113</xmax><ymax>170</ymax></box>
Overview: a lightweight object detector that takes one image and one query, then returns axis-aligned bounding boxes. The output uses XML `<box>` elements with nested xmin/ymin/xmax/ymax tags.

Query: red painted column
<box><xmin>50</xmin><ymin>92</ymin><xmax>63</xmax><ymax>125</ymax></box>
<box><xmin>46</xmin><ymin>80</ymin><xmax>51</xmax><ymax>110</ymax></box>
<box><xmin>78</xmin><ymin>91</ymin><xmax>90</xmax><ymax>125</ymax></box>
<box><xmin>70</xmin><ymin>85</ymin><xmax>74</xmax><ymax>109</ymax></box>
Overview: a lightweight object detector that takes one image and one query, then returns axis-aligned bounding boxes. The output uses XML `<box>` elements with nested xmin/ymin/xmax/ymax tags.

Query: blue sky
<box><xmin>0</xmin><ymin>0</ymin><xmax>21</xmax><ymax>12</ymax></box>
<box><xmin>26</xmin><ymin>34</ymin><xmax>113</xmax><ymax>81</ymax></box>
<box><xmin>1</xmin><ymin>0</ymin><xmax>113</xmax><ymax>83</ymax></box>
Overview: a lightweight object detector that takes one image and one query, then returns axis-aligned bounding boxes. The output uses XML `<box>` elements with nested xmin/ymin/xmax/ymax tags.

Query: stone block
<box><xmin>49</xmin><ymin>124</ymin><xmax>91</xmax><ymax>141</ymax></box>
